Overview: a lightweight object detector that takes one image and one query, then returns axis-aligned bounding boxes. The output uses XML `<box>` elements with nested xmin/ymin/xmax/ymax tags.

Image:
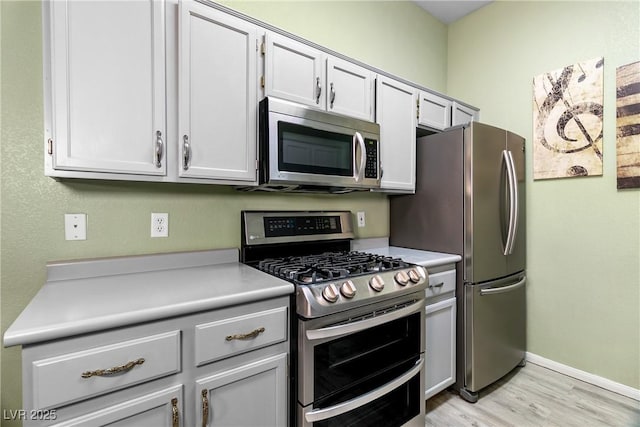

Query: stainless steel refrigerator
<box><xmin>390</xmin><ymin>121</ymin><xmax>526</xmax><ymax>403</ymax></box>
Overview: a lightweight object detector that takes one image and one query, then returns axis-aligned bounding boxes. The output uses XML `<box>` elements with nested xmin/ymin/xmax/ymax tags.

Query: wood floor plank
<box><xmin>425</xmin><ymin>362</ymin><xmax>640</xmax><ymax>426</ymax></box>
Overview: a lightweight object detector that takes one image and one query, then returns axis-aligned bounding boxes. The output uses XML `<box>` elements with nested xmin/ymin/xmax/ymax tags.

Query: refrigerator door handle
<box><xmin>507</xmin><ymin>150</ymin><xmax>519</xmax><ymax>255</ymax></box>
<box><xmin>502</xmin><ymin>150</ymin><xmax>517</xmax><ymax>255</ymax></box>
<box><xmin>479</xmin><ymin>277</ymin><xmax>526</xmax><ymax>296</ymax></box>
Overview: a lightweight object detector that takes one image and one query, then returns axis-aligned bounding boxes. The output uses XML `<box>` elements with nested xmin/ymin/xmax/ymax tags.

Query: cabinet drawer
<box><xmin>195</xmin><ymin>306</ymin><xmax>287</xmax><ymax>366</ymax></box>
<box><xmin>32</xmin><ymin>331</ymin><xmax>181</xmax><ymax>410</ymax></box>
<box><xmin>426</xmin><ymin>269</ymin><xmax>455</xmax><ymax>300</ymax></box>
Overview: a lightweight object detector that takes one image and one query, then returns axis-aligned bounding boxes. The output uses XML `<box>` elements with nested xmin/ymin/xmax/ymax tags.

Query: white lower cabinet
<box><xmin>51</xmin><ymin>385</ymin><xmax>184</xmax><ymax>427</ymax></box>
<box><xmin>20</xmin><ymin>297</ymin><xmax>289</xmax><ymax>426</ymax></box>
<box><xmin>196</xmin><ymin>353</ymin><xmax>287</xmax><ymax>426</ymax></box>
<box><xmin>425</xmin><ymin>296</ymin><xmax>456</xmax><ymax>400</ymax></box>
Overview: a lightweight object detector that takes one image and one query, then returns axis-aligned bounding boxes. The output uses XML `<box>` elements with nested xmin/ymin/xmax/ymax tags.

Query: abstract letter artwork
<box><xmin>532</xmin><ymin>57</ymin><xmax>604</xmax><ymax>180</ymax></box>
<box><xmin>616</xmin><ymin>61</ymin><xmax>640</xmax><ymax>189</ymax></box>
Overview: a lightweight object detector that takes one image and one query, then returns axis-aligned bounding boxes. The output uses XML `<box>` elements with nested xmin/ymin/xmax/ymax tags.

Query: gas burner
<box><xmin>241</xmin><ymin>211</ymin><xmax>429</xmax><ymax>319</ymax></box>
<box><xmin>256</xmin><ymin>251</ymin><xmax>411</xmax><ymax>285</ymax></box>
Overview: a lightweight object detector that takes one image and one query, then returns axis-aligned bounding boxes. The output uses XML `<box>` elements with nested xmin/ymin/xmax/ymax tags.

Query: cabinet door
<box><xmin>452</xmin><ymin>101</ymin><xmax>478</xmax><ymax>126</ymax></box>
<box><xmin>179</xmin><ymin>1</ymin><xmax>258</xmax><ymax>182</ymax></box>
<box><xmin>264</xmin><ymin>32</ymin><xmax>326</xmax><ymax>110</ymax></box>
<box><xmin>376</xmin><ymin>76</ymin><xmax>417</xmax><ymax>192</ymax></box>
<box><xmin>418</xmin><ymin>91</ymin><xmax>452</xmax><ymax>130</ymax></box>
<box><xmin>51</xmin><ymin>385</ymin><xmax>183</xmax><ymax>427</ymax></box>
<box><xmin>326</xmin><ymin>57</ymin><xmax>374</xmax><ymax>121</ymax></box>
<box><xmin>46</xmin><ymin>0</ymin><xmax>166</xmax><ymax>176</ymax></box>
<box><xmin>425</xmin><ymin>297</ymin><xmax>456</xmax><ymax>400</ymax></box>
<box><xmin>196</xmin><ymin>353</ymin><xmax>287</xmax><ymax>427</ymax></box>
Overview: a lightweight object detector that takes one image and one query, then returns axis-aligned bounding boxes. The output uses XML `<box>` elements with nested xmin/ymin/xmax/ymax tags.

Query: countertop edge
<box><xmin>4</xmin><ymin>283</ymin><xmax>294</xmax><ymax>348</ymax></box>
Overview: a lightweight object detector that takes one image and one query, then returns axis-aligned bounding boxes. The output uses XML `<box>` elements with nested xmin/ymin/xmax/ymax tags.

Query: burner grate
<box><xmin>256</xmin><ymin>251</ymin><xmax>410</xmax><ymax>285</ymax></box>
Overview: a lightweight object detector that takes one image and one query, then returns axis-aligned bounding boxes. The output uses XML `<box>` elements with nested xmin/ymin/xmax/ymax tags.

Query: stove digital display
<box><xmin>264</xmin><ymin>216</ymin><xmax>342</xmax><ymax>237</ymax></box>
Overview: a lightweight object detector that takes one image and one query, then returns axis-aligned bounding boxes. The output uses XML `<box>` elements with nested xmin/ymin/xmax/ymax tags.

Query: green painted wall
<box><xmin>447</xmin><ymin>1</ymin><xmax>640</xmax><ymax>389</ymax></box>
<box><xmin>0</xmin><ymin>0</ymin><xmax>447</xmax><ymax>420</ymax></box>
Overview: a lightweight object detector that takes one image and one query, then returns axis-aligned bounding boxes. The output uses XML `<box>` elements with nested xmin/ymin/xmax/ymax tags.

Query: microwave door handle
<box><xmin>353</xmin><ymin>131</ymin><xmax>366</xmax><ymax>183</ymax></box>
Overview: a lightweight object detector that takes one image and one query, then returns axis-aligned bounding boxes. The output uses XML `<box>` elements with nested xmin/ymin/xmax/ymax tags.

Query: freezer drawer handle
<box><xmin>479</xmin><ymin>277</ymin><xmax>526</xmax><ymax>296</ymax></box>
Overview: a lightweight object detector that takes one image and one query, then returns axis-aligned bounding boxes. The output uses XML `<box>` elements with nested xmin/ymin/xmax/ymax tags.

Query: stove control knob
<box><xmin>322</xmin><ymin>283</ymin><xmax>339</xmax><ymax>303</ymax></box>
<box><xmin>394</xmin><ymin>271</ymin><xmax>410</xmax><ymax>286</ymax></box>
<box><xmin>369</xmin><ymin>275</ymin><xmax>385</xmax><ymax>292</ymax></box>
<box><xmin>408</xmin><ymin>268</ymin><xmax>422</xmax><ymax>283</ymax></box>
<box><xmin>340</xmin><ymin>280</ymin><xmax>357</xmax><ymax>299</ymax></box>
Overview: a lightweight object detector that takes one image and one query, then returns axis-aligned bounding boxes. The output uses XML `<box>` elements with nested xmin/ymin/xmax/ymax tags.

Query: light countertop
<box><xmin>353</xmin><ymin>238</ymin><xmax>461</xmax><ymax>269</ymax></box>
<box><xmin>3</xmin><ymin>249</ymin><xmax>294</xmax><ymax>347</ymax></box>
<box><xmin>367</xmin><ymin>246</ymin><xmax>461</xmax><ymax>268</ymax></box>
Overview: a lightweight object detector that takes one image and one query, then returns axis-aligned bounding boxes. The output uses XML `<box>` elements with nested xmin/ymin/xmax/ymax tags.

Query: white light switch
<box><xmin>64</xmin><ymin>214</ymin><xmax>87</xmax><ymax>240</ymax></box>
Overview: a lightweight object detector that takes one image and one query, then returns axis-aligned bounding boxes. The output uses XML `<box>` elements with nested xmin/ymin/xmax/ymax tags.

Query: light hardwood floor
<box><xmin>425</xmin><ymin>362</ymin><xmax>640</xmax><ymax>427</ymax></box>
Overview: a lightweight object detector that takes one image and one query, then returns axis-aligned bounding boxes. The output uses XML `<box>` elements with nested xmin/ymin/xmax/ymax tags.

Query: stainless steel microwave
<box><xmin>257</xmin><ymin>97</ymin><xmax>381</xmax><ymax>192</ymax></box>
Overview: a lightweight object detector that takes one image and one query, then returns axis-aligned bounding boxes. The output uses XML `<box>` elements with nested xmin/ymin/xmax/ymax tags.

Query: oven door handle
<box><xmin>305</xmin><ymin>299</ymin><xmax>423</xmax><ymax>341</ymax></box>
<box><xmin>304</xmin><ymin>357</ymin><xmax>424</xmax><ymax>423</ymax></box>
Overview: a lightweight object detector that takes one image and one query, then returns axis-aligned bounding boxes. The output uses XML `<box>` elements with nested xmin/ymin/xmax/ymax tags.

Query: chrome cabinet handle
<box><xmin>428</xmin><ymin>282</ymin><xmax>444</xmax><ymax>288</ymax></box>
<box><xmin>315</xmin><ymin>77</ymin><xmax>322</xmax><ymax>104</ymax></box>
<box><xmin>201</xmin><ymin>389</ymin><xmax>209</xmax><ymax>427</ymax></box>
<box><xmin>171</xmin><ymin>397</ymin><xmax>179</xmax><ymax>427</ymax></box>
<box><xmin>183</xmin><ymin>135</ymin><xmax>191</xmax><ymax>170</ymax></box>
<box><xmin>329</xmin><ymin>82</ymin><xmax>336</xmax><ymax>108</ymax></box>
<box><xmin>81</xmin><ymin>357</ymin><xmax>145</xmax><ymax>378</ymax></box>
<box><xmin>225</xmin><ymin>327</ymin><xmax>265</xmax><ymax>341</ymax></box>
<box><xmin>155</xmin><ymin>130</ymin><xmax>163</xmax><ymax>168</ymax></box>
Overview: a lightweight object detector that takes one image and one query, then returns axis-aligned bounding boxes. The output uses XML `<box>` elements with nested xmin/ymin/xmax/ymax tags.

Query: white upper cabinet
<box><xmin>418</xmin><ymin>91</ymin><xmax>452</xmax><ymax>130</ymax></box>
<box><xmin>264</xmin><ymin>33</ymin><xmax>374</xmax><ymax>121</ymax></box>
<box><xmin>264</xmin><ymin>32</ymin><xmax>326</xmax><ymax>110</ymax></box>
<box><xmin>376</xmin><ymin>76</ymin><xmax>417</xmax><ymax>192</ymax></box>
<box><xmin>178</xmin><ymin>1</ymin><xmax>258</xmax><ymax>182</ymax></box>
<box><xmin>44</xmin><ymin>0</ymin><xmax>166</xmax><ymax>176</ymax></box>
<box><xmin>452</xmin><ymin>101</ymin><xmax>479</xmax><ymax>126</ymax></box>
<box><xmin>326</xmin><ymin>57</ymin><xmax>374</xmax><ymax>122</ymax></box>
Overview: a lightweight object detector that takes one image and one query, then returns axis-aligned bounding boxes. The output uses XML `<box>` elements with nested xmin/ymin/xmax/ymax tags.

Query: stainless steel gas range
<box><xmin>241</xmin><ymin>211</ymin><xmax>428</xmax><ymax>427</ymax></box>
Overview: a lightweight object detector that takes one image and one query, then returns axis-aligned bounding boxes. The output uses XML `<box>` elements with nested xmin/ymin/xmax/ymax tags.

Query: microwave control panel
<box><xmin>365</xmin><ymin>139</ymin><xmax>379</xmax><ymax>179</ymax></box>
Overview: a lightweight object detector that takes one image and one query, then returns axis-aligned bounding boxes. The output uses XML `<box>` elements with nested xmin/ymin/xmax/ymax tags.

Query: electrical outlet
<box><xmin>64</xmin><ymin>213</ymin><xmax>87</xmax><ymax>240</ymax></box>
<box><xmin>357</xmin><ymin>211</ymin><xmax>366</xmax><ymax>228</ymax></box>
<box><xmin>151</xmin><ymin>213</ymin><xmax>169</xmax><ymax>238</ymax></box>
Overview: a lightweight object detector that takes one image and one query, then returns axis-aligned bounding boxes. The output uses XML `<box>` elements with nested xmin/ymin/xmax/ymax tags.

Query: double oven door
<box><xmin>297</xmin><ymin>293</ymin><xmax>425</xmax><ymax>427</ymax></box>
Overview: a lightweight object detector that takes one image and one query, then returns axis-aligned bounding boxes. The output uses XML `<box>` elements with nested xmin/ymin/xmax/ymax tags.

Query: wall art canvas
<box><xmin>533</xmin><ymin>57</ymin><xmax>604</xmax><ymax>180</ymax></box>
<box><xmin>616</xmin><ymin>60</ymin><xmax>640</xmax><ymax>189</ymax></box>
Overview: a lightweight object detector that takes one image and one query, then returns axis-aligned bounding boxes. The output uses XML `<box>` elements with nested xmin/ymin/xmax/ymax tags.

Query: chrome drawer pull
<box><xmin>428</xmin><ymin>282</ymin><xmax>444</xmax><ymax>288</ymax></box>
<box><xmin>225</xmin><ymin>327</ymin><xmax>265</xmax><ymax>341</ymax></box>
<box><xmin>80</xmin><ymin>357</ymin><xmax>145</xmax><ymax>378</ymax></box>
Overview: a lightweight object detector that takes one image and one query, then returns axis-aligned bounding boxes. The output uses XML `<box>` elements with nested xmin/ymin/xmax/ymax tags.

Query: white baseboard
<box><xmin>526</xmin><ymin>352</ymin><xmax>640</xmax><ymax>401</ymax></box>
